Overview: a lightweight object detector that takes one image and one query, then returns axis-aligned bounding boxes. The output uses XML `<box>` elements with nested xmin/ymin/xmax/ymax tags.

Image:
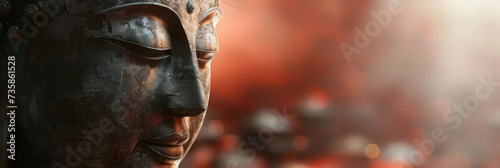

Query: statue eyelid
<box><xmin>84</xmin><ymin>3</ymin><xmax>194</xmax><ymax>60</ymax></box>
<box><xmin>105</xmin><ymin>38</ymin><xmax>172</xmax><ymax>60</ymax></box>
<box><xmin>84</xmin><ymin>16</ymin><xmax>173</xmax><ymax>59</ymax></box>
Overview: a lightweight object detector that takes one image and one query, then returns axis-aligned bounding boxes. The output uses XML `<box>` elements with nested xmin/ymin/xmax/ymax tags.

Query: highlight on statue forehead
<box><xmin>0</xmin><ymin>0</ymin><xmax>219</xmax><ymax>21</ymax></box>
<box><xmin>94</xmin><ymin>0</ymin><xmax>221</xmax><ymax>22</ymax></box>
<box><xmin>98</xmin><ymin>0</ymin><xmax>220</xmax><ymax>10</ymax></box>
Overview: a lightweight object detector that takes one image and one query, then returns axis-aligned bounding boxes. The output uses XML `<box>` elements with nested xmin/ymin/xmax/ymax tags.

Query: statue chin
<box><xmin>0</xmin><ymin>0</ymin><xmax>221</xmax><ymax>167</ymax></box>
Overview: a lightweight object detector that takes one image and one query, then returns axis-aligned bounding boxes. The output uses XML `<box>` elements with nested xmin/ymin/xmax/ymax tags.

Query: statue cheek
<box><xmin>185</xmin><ymin>113</ymin><xmax>207</xmax><ymax>152</ymax></box>
<box><xmin>200</xmin><ymin>68</ymin><xmax>212</xmax><ymax>103</ymax></box>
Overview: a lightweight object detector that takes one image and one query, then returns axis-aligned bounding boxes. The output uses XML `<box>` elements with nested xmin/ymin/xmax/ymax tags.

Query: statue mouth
<box><xmin>142</xmin><ymin>132</ymin><xmax>190</xmax><ymax>164</ymax></box>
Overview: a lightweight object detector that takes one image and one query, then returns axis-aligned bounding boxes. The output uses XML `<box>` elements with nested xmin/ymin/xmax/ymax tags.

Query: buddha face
<box><xmin>9</xmin><ymin>0</ymin><xmax>220</xmax><ymax>167</ymax></box>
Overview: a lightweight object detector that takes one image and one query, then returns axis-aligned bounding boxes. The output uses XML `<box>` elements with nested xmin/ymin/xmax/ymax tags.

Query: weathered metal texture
<box><xmin>0</xmin><ymin>0</ymin><xmax>221</xmax><ymax>167</ymax></box>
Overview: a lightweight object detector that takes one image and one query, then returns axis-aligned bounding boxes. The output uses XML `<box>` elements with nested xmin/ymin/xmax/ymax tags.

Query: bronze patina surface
<box><xmin>1</xmin><ymin>0</ymin><xmax>221</xmax><ymax>167</ymax></box>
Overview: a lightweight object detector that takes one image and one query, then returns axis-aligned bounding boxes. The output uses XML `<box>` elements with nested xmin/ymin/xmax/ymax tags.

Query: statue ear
<box><xmin>196</xmin><ymin>8</ymin><xmax>221</xmax><ymax>53</ymax></box>
<box><xmin>199</xmin><ymin>7</ymin><xmax>222</xmax><ymax>27</ymax></box>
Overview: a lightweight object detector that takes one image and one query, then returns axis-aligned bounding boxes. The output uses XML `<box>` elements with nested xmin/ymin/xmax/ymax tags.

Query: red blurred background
<box><xmin>181</xmin><ymin>0</ymin><xmax>500</xmax><ymax>167</ymax></box>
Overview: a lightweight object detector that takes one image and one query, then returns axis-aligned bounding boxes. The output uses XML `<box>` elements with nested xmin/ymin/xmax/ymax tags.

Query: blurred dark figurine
<box><xmin>1</xmin><ymin>0</ymin><xmax>220</xmax><ymax>167</ymax></box>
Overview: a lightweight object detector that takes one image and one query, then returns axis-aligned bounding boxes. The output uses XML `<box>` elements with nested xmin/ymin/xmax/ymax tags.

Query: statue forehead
<box><xmin>94</xmin><ymin>0</ymin><xmax>219</xmax><ymax>18</ymax></box>
<box><xmin>69</xmin><ymin>0</ymin><xmax>220</xmax><ymax>34</ymax></box>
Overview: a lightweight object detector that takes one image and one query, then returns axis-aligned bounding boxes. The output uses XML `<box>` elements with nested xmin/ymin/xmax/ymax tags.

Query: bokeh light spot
<box><xmin>302</xmin><ymin>87</ymin><xmax>329</xmax><ymax>113</ymax></box>
<box><xmin>365</xmin><ymin>144</ymin><xmax>381</xmax><ymax>159</ymax></box>
<box><xmin>209</xmin><ymin>120</ymin><xmax>224</xmax><ymax>136</ymax></box>
<box><xmin>293</xmin><ymin>135</ymin><xmax>308</xmax><ymax>151</ymax></box>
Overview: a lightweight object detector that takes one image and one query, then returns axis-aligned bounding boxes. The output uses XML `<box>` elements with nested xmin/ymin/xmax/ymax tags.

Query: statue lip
<box><xmin>145</xmin><ymin>143</ymin><xmax>184</xmax><ymax>162</ymax></box>
<box><xmin>146</xmin><ymin>132</ymin><xmax>190</xmax><ymax>146</ymax></box>
<box><xmin>142</xmin><ymin>132</ymin><xmax>190</xmax><ymax>163</ymax></box>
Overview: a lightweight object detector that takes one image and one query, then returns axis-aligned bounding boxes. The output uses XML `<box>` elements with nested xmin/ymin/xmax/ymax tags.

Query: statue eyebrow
<box><xmin>96</xmin><ymin>2</ymin><xmax>181</xmax><ymax>19</ymax></box>
<box><xmin>86</xmin><ymin>2</ymin><xmax>187</xmax><ymax>37</ymax></box>
<box><xmin>86</xmin><ymin>2</ymin><xmax>194</xmax><ymax>56</ymax></box>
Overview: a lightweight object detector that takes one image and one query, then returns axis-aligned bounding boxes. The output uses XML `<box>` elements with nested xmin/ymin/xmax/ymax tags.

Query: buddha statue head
<box><xmin>0</xmin><ymin>0</ymin><xmax>220</xmax><ymax>167</ymax></box>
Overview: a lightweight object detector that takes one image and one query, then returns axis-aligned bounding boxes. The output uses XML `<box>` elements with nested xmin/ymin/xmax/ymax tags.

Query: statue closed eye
<box><xmin>0</xmin><ymin>0</ymin><xmax>221</xmax><ymax>167</ymax></box>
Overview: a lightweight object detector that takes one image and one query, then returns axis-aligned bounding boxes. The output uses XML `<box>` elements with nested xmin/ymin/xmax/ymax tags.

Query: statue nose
<box><xmin>150</xmin><ymin>51</ymin><xmax>207</xmax><ymax>117</ymax></box>
<box><xmin>146</xmin><ymin>13</ymin><xmax>207</xmax><ymax>117</ymax></box>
